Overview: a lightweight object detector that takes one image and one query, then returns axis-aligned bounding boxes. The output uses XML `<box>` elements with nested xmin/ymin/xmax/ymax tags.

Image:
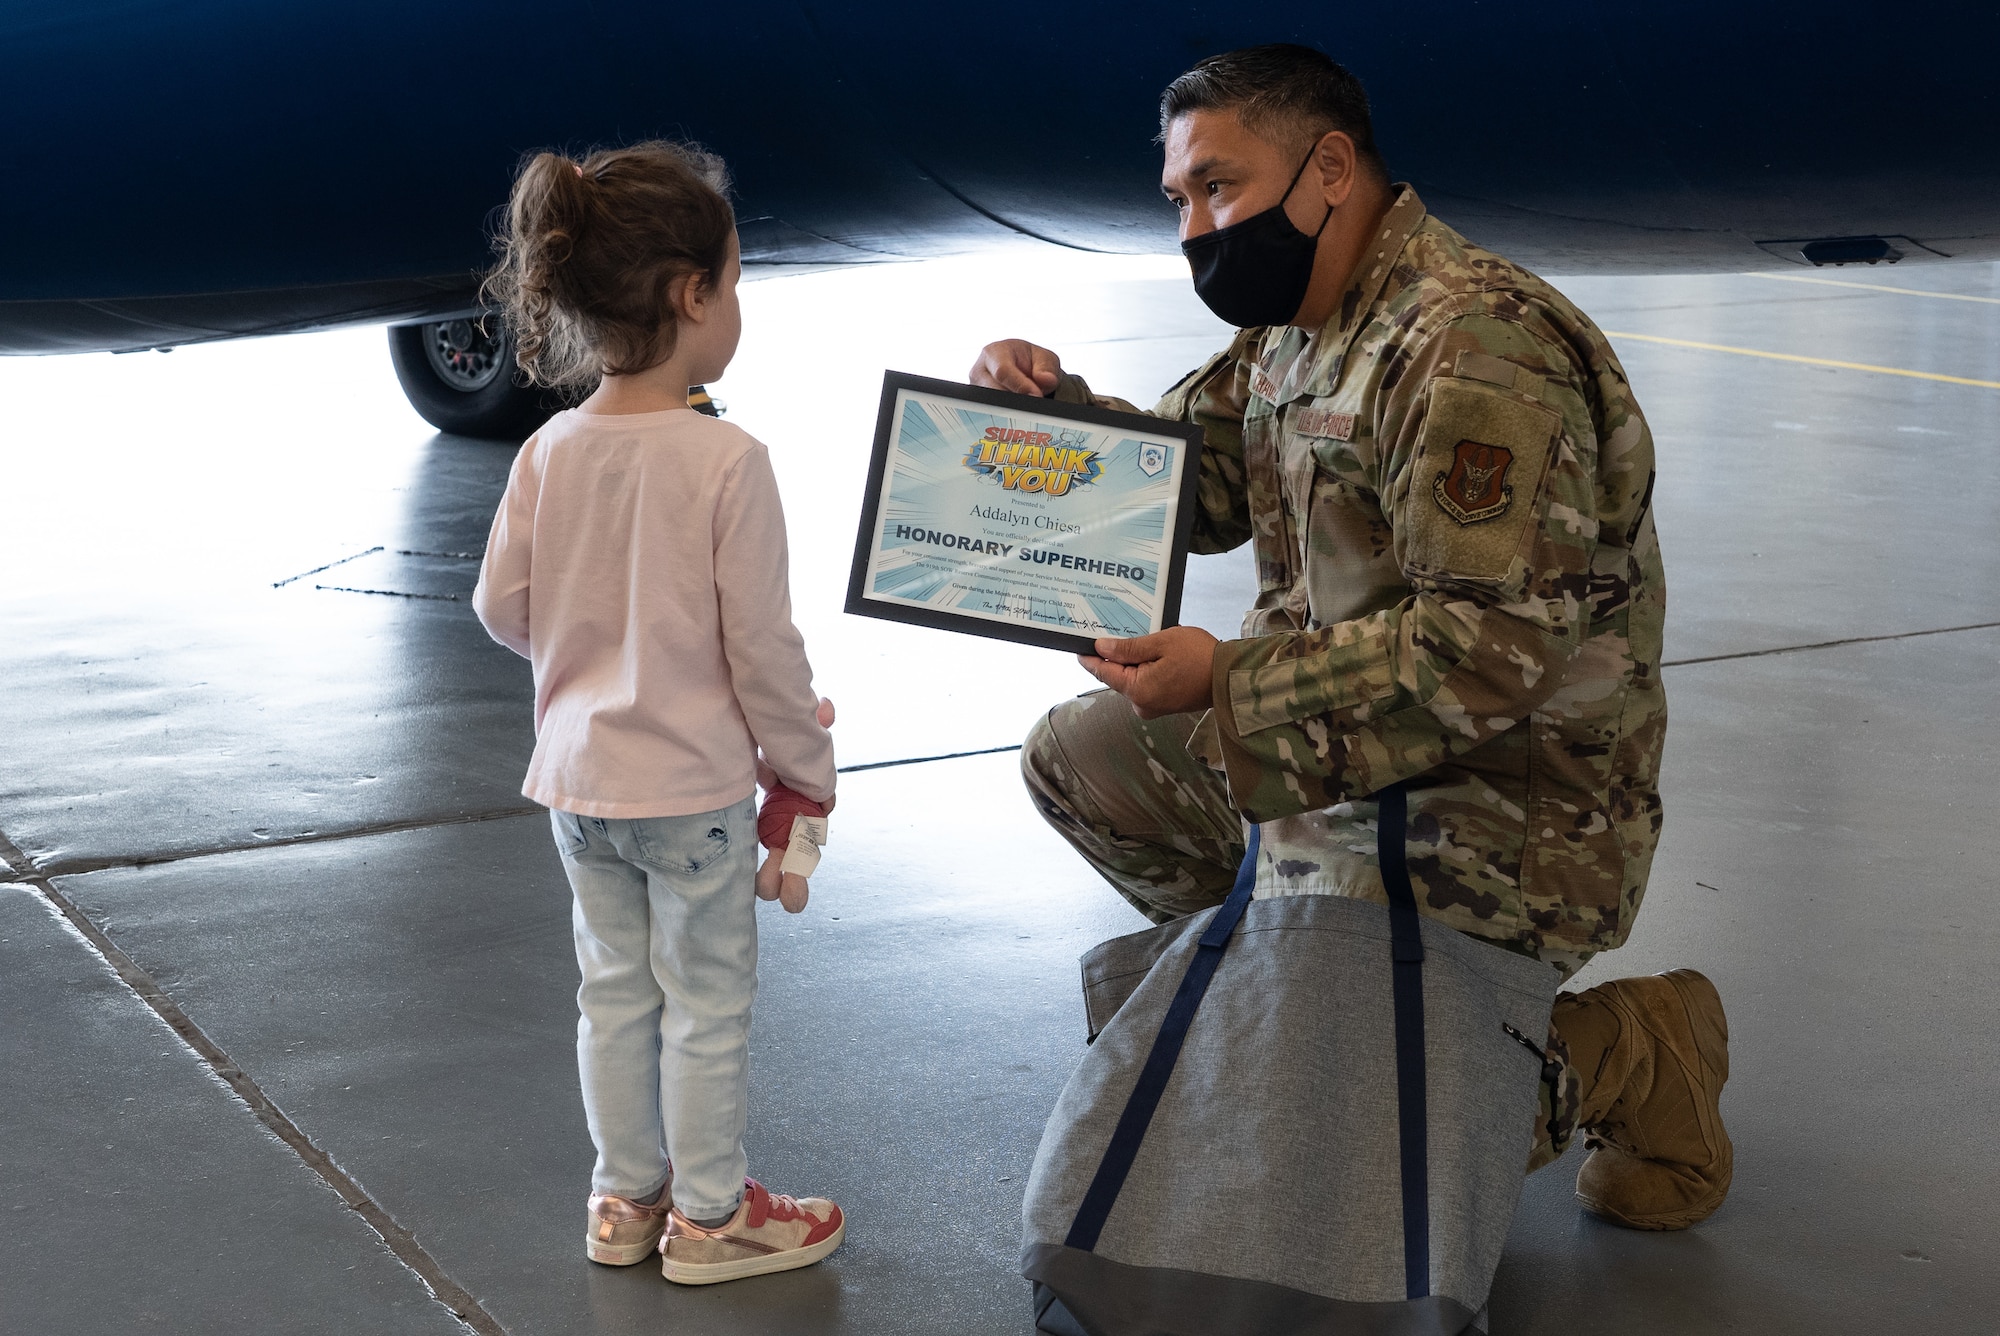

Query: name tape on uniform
<box><xmin>1293</xmin><ymin>408</ymin><xmax>1356</xmax><ymax>440</ymax></box>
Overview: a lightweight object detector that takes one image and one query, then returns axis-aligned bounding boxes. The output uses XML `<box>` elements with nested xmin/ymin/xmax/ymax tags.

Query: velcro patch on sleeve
<box><xmin>1405</xmin><ymin>376</ymin><xmax>1559</xmax><ymax>583</ymax></box>
<box><xmin>1452</xmin><ymin>349</ymin><xmax>1520</xmax><ymax>388</ymax></box>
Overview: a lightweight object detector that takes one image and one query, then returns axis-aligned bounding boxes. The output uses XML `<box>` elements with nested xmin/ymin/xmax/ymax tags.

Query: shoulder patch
<box><xmin>1250</xmin><ymin>366</ymin><xmax>1280</xmax><ymax>402</ymax></box>
<box><xmin>1434</xmin><ymin>439</ymin><xmax>1514</xmax><ymax>523</ymax></box>
<box><xmin>1405</xmin><ymin>377</ymin><xmax>1559</xmax><ymax>583</ymax></box>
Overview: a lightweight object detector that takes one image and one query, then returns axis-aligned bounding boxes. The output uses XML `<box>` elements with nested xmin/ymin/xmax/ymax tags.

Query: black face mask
<box><xmin>1181</xmin><ymin>152</ymin><xmax>1332</xmax><ymax>329</ymax></box>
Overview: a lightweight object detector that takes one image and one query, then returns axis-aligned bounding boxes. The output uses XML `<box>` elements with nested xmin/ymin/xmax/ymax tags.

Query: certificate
<box><xmin>845</xmin><ymin>371</ymin><xmax>1205</xmax><ymax>654</ymax></box>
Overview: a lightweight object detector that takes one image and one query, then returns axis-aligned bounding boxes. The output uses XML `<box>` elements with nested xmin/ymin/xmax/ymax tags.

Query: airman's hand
<box><xmin>1079</xmin><ymin>626</ymin><xmax>1220</xmax><ymax>719</ymax></box>
<box><xmin>970</xmin><ymin>340</ymin><xmax>1063</xmax><ymax>397</ymax></box>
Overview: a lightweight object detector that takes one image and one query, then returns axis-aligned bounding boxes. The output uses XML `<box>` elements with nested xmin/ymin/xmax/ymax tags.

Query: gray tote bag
<box><xmin>1021</xmin><ymin>785</ymin><xmax>1561</xmax><ymax>1336</ymax></box>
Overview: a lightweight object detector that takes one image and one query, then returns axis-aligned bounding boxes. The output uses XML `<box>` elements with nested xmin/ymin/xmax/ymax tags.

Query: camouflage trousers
<box><xmin>1021</xmin><ymin>688</ymin><xmax>1582</xmax><ymax>1172</ymax></box>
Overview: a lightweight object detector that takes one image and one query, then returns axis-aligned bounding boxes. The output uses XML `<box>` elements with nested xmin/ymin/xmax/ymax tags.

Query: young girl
<box><xmin>472</xmin><ymin>141</ymin><xmax>843</xmax><ymax>1285</ymax></box>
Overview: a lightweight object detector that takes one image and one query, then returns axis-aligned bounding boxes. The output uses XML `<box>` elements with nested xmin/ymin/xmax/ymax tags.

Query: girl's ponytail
<box><xmin>484</xmin><ymin>142</ymin><xmax>734</xmax><ymax>389</ymax></box>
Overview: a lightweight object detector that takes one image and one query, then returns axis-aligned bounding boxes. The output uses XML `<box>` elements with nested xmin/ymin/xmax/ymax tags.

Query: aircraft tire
<box><xmin>388</xmin><ymin>319</ymin><xmax>559</xmax><ymax>440</ymax></box>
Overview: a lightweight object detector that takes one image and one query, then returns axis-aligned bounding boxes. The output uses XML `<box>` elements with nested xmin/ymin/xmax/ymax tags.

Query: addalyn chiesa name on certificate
<box><xmin>862</xmin><ymin>387</ymin><xmax>1184</xmax><ymax>640</ymax></box>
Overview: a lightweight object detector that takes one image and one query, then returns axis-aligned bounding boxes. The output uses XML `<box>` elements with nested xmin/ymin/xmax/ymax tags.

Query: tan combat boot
<box><xmin>1555</xmin><ymin>968</ymin><xmax>1732</xmax><ymax>1230</ymax></box>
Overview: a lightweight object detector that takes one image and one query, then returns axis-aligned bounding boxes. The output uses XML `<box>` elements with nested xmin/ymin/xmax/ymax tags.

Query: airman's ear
<box><xmin>1313</xmin><ymin>130</ymin><xmax>1361</xmax><ymax>209</ymax></box>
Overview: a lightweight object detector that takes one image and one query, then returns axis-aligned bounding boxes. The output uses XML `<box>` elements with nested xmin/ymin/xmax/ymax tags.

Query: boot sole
<box><xmin>1577</xmin><ymin>1143</ymin><xmax>1734</xmax><ymax>1230</ymax></box>
<box><xmin>661</xmin><ymin>1220</ymin><xmax>845</xmax><ymax>1285</ymax></box>
<box><xmin>586</xmin><ymin>1229</ymin><xmax>666</xmax><ymax>1266</ymax></box>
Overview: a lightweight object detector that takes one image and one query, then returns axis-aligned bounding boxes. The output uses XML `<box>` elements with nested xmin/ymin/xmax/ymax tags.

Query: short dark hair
<box><xmin>1159</xmin><ymin>44</ymin><xmax>1386</xmax><ymax>178</ymax></box>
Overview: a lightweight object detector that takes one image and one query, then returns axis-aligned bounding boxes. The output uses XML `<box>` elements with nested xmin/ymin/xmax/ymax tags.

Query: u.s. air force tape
<box><xmin>780</xmin><ymin>813</ymin><xmax>829</xmax><ymax>878</ymax></box>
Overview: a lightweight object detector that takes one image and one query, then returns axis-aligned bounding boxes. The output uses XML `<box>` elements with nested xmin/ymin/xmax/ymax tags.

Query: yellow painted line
<box><xmin>1601</xmin><ymin>331</ymin><xmax>2000</xmax><ymax>391</ymax></box>
<box><xmin>1745</xmin><ymin>271</ymin><xmax>2000</xmax><ymax>305</ymax></box>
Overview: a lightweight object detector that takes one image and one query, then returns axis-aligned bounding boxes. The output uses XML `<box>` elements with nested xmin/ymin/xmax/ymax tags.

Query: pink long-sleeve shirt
<box><xmin>473</xmin><ymin>407</ymin><xmax>835</xmax><ymax>818</ymax></box>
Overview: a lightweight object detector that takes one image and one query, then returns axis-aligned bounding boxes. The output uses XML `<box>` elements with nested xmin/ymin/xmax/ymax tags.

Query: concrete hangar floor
<box><xmin>1</xmin><ymin>252</ymin><xmax>1995</xmax><ymax>1336</ymax></box>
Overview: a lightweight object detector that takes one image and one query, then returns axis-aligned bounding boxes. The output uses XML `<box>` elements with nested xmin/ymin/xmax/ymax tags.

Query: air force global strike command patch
<box><xmin>1434</xmin><ymin>439</ymin><xmax>1514</xmax><ymax>524</ymax></box>
<box><xmin>1406</xmin><ymin>376</ymin><xmax>1560</xmax><ymax>584</ymax></box>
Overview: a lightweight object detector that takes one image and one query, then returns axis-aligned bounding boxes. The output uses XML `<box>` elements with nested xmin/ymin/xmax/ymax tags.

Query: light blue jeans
<box><xmin>551</xmin><ymin>799</ymin><xmax>757</xmax><ymax>1221</ymax></box>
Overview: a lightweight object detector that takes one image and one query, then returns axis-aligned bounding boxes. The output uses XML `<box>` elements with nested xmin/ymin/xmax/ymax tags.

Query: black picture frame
<box><xmin>844</xmin><ymin>371</ymin><xmax>1207</xmax><ymax>655</ymax></box>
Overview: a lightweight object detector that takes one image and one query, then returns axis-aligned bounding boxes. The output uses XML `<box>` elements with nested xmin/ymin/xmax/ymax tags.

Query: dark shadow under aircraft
<box><xmin>3</xmin><ymin>1</ymin><xmax>1996</xmax><ymax>434</ymax></box>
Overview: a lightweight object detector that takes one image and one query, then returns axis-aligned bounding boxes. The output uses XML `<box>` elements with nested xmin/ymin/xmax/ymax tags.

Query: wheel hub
<box><xmin>422</xmin><ymin>319</ymin><xmax>508</xmax><ymax>393</ymax></box>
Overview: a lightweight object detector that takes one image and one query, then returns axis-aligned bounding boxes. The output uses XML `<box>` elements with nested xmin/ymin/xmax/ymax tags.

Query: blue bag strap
<box><xmin>1379</xmin><ymin>782</ymin><xmax>1431</xmax><ymax>1299</ymax></box>
<box><xmin>1064</xmin><ymin>825</ymin><xmax>1261</xmax><ymax>1252</ymax></box>
<box><xmin>1062</xmin><ymin>793</ymin><xmax>1430</xmax><ymax>1302</ymax></box>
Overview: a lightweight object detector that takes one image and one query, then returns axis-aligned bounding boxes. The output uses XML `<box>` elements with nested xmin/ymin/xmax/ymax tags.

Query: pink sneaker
<box><xmin>585</xmin><ymin>1186</ymin><xmax>672</xmax><ymax>1266</ymax></box>
<box><xmin>658</xmin><ymin>1178</ymin><xmax>844</xmax><ymax>1285</ymax></box>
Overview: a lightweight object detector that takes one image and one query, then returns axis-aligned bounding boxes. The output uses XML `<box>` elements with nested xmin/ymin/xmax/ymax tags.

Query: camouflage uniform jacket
<box><xmin>1055</xmin><ymin>187</ymin><xmax>1665</xmax><ymax>969</ymax></box>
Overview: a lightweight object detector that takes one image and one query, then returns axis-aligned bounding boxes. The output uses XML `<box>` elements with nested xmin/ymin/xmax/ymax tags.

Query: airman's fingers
<box><xmin>1028</xmin><ymin>345</ymin><xmax>1062</xmax><ymax>393</ymax></box>
<box><xmin>1093</xmin><ymin>633</ymin><xmax>1168</xmax><ymax>666</ymax></box>
<box><xmin>970</xmin><ymin>340</ymin><xmax>1062</xmax><ymax>396</ymax></box>
<box><xmin>1080</xmin><ymin>655</ymin><xmax>1139</xmax><ymax>693</ymax></box>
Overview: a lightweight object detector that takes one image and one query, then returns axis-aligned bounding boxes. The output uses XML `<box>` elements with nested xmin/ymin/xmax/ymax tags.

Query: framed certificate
<box><xmin>845</xmin><ymin>371</ymin><xmax>1206</xmax><ymax>654</ymax></box>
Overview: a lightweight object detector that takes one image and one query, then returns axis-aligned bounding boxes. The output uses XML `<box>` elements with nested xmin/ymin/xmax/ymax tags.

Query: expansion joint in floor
<box><xmin>15</xmin><ymin>617</ymin><xmax>1997</xmax><ymax>879</ymax></box>
<box><xmin>1662</xmin><ymin>618</ymin><xmax>2000</xmax><ymax>669</ymax></box>
<box><xmin>34</xmin><ymin>804</ymin><xmax>546</xmax><ymax>879</ymax></box>
<box><xmin>0</xmin><ymin>828</ymin><xmax>510</xmax><ymax>1336</ymax></box>
<box><xmin>26</xmin><ymin>744</ymin><xmax>1034</xmax><ymax>880</ymax></box>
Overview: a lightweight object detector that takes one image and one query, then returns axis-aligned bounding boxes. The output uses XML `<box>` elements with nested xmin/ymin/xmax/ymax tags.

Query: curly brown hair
<box><xmin>482</xmin><ymin>140</ymin><xmax>735</xmax><ymax>389</ymax></box>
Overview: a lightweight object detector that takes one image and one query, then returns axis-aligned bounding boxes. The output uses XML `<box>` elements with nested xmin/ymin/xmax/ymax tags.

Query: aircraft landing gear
<box><xmin>388</xmin><ymin>318</ymin><xmax>558</xmax><ymax>440</ymax></box>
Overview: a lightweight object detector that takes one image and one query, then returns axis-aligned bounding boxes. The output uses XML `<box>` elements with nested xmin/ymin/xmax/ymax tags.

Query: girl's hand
<box><xmin>752</xmin><ymin>700</ymin><xmax>831</xmax><ymax>793</ymax></box>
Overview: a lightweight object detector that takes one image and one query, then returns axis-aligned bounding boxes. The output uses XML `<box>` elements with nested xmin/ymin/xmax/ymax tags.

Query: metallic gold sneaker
<box><xmin>585</xmin><ymin>1185</ymin><xmax>672</xmax><ymax>1265</ymax></box>
<box><xmin>659</xmin><ymin>1178</ymin><xmax>844</xmax><ymax>1285</ymax></box>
